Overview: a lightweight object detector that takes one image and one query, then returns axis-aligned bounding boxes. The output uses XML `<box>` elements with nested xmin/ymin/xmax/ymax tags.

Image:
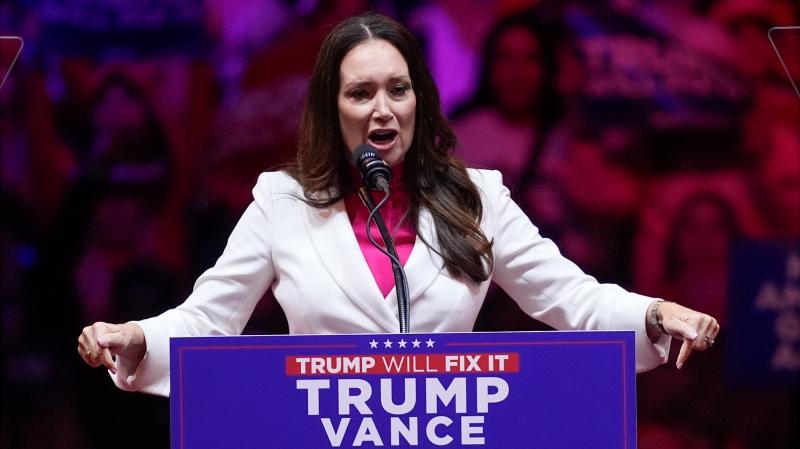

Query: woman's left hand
<box><xmin>656</xmin><ymin>301</ymin><xmax>720</xmax><ymax>369</ymax></box>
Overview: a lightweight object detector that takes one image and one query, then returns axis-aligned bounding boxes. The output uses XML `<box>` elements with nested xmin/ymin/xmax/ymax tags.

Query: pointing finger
<box><xmin>677</xmin><ymin>340</ymin><xmax>694</xmax><ymax>369</ymax></box>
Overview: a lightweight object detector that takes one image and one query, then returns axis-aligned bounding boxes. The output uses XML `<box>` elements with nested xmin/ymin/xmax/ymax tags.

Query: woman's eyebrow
<box><xmin>342</xmin><ymin>80</ymin><xmax>373</xmax><ymax>90</ymax></box>
<box><xmin>342</xmin><ymin>75</ymin><xmax>411</xmax><ymax>90</ymax></box>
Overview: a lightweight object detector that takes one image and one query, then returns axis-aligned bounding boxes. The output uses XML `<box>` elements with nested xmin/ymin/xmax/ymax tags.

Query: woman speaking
<box><xmin>78</xmin><ymin>12</ymin><xmax>718</xmax><ymax>397</ymax></box>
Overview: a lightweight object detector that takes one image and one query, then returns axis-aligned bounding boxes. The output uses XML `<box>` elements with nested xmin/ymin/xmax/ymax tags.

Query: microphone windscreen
<box><xmin>353</xmin><ymin>144</ymin><xmax>392</xmax><ymax>191</ymax></box>
<box><xmin>353</xmin><ymin>144</ymin><xmax>379</xmax><ymax>169</ymax></box>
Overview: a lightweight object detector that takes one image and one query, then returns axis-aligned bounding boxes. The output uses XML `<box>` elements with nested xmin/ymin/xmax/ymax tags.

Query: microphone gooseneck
<box><xmin>353</xmin><ymin>144</ymin><xmax>392</xmax><ymax>193</ymax></box>
<box><xmin>358</xmin><ymin>189</ymin><xmax>411</xmax><ymax>333</ymax></box>
<box><xmin>352</xmin><ymin>144</ymin><xmax>410</xmax><ymax>333</ymax></box>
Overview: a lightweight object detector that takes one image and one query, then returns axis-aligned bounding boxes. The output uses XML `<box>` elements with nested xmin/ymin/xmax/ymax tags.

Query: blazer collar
<box><xmin>302</xmin><ymin>199</ymin><xmax>443</xmax><ymax>333</ymax></box>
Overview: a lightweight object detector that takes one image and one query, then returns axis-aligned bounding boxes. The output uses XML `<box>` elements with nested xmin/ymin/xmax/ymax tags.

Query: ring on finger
<box><xmin>704</xmin><ymin>336</ymin><xmax>715</xmax><ymax>346</ymax></box>
<box><xmin>85</xmin><ymin>350</ymin><xmax>92</xmax><ymax>356</ymax></box>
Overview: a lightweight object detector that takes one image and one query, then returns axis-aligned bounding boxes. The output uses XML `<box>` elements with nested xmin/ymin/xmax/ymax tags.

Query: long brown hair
<box><xmin>289</xmin><ymin>12</ymin><xmax>493</xmax><ymax>284</ymax></box>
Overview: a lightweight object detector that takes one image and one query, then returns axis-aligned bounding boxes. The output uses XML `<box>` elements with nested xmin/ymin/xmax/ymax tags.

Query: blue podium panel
<box><xmin>171</xmin><ymin>331</ymin><xmax>636</xmax><ymax>449</ymax></box>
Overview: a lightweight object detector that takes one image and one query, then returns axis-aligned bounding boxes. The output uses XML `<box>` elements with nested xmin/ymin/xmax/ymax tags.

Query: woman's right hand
<box><xmin>77</xmin><ymin>322</ymin><xmax>146</xmax><ymax>375</ymax></box>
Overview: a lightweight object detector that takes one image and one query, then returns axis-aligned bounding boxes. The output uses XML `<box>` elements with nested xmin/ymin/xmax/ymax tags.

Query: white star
<box><xmin>412</xmin><ymin>339</ymin><xmax>421</xmax><ymax>348</ymax></box>
<box><xmin>369</xmin><ymin>340</ymin><xmax>378</xmax><ymax>348</ymax></box>
<box><xmin>426</xmin><ymin>339</ymin><xmax>435</xmax><ymax>348</ymax></box>
<box><xmin>384</xmin><ymin>339</ymin><xmax>393</xmax><ymax>348</ymax></box>
<box><xmin>398</xmin><ymin>339</ymin><xmax>407</xmax><ymax>348</ymax></box>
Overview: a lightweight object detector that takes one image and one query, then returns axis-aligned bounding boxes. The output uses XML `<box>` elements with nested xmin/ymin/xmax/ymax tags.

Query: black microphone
<box><xmin>353</xmin><ymin>144</ymin><xmax>392</xmax><ymax>193</ymax></box>
<box><xmin>352</xmin><ymin>144</ymin><xmax>410</xmax><ymax>333</ymax></box>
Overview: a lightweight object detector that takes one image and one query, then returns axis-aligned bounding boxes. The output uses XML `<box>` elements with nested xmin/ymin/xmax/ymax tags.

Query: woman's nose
<box><xmin>372</xmin><ymin>93</ymin><xmax>394</xmax><ymax>121</ymax></box>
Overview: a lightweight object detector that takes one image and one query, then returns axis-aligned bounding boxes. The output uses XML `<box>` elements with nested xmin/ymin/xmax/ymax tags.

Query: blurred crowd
<box><xmin>1</xmin><ymin>0</ymin><xmax>798</xmax><ymax>448</ymax></box>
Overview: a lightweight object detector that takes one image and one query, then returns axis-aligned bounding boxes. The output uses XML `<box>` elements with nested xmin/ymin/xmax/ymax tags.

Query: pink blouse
<box><xmin>345</xmin><ymin>164</ymin><xmax>416</xmax><ymax>297</ymax></box>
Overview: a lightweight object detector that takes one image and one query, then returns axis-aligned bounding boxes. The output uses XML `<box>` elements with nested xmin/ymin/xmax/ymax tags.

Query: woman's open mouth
<box><xmin>368</xmin><ymin>129</ymin><xmax>398</xmax><ymax>149</ymax></box>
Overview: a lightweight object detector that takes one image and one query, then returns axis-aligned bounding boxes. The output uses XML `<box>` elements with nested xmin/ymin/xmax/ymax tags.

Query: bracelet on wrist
<box><xmin>650</xmin><ymin>300</ymin><xmax>672</xmax><ymax>337</ymax></box>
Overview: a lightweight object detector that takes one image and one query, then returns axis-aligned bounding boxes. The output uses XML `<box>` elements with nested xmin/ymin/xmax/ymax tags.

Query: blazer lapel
<box><xmin>303</xmin><ymin>199</ymin><xmax>399</xmax><ymax>333</ymax></box>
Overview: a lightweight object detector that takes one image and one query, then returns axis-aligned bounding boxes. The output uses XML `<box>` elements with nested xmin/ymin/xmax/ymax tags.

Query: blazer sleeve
<box><xmin>110</xmin><ymin>173</ymin><xmax>278</xmax><ymax>396</ymax></box>
<box><xmin>475</xmin><ymin>170</ymin><xmax>670</xmax><ymax>373</ymax></box>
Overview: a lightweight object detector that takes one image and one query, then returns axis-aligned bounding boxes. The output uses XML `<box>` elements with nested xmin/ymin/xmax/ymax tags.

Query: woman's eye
<box><xmin>349</xmin><ymin>89</ymin><xmax>368</xmax><ymax>99</ymax></box>
<box><xmin>392</xmin><ymin>85</ymin><xmax>410</xmax><ymax>95</ymax></box>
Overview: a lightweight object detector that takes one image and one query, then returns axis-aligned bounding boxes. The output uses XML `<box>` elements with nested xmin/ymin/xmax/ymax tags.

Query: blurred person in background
<box><xmin>660</xmin><ymin>191</ymin><xmax>740</xmax><ymax>325</ymax></box>
<box><xmin>451</xmin><ymin>8</ymin><xmax>562</xmax><ymax>192</ymax></box>
<box><xmin>452</xmin><ymin>8</ymin><xmax>568</xmax><ymax>331</ymax></box>
<box><xmin>633</xmin><ymin>187</ymin><xmax>743</xmax><ymax>449</ymax></box>
<box><xmin>452</xmin><ymin>6</ymin><xmax>643</xmax><ymax>324</ymax></box>
<box><xmin>27</xmin><ymin>71</ymin><xmax>181</xmax><ymax>449</ymax></box>
<box><xmin>34</xmin><ymin>71</ymin><xmax>178</xmax><ymax>323</ymax></box>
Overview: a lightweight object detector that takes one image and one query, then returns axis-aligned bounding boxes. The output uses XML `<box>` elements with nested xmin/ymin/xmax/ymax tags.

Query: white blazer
<box><xmin>112</xmin><ymin>169</ymin><xmax>669</xmax><ymax>396</ymax></box>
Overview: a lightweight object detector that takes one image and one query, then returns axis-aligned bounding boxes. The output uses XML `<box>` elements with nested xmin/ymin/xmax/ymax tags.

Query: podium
<box><xmin>171</xmin><ymin>331</ymin><xmax>636</xmax><ymax>448</ymax></box>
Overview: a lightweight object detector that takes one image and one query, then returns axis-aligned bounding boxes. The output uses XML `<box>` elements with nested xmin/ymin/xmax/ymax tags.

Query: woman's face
<box><xmin>490</xmin><ymin>26</ymin><xmax>543</xmax><ymax>115</ymax></box>
<box><xmin>338</xmin><ymin>39</ymin><xmax>416</xmax><ymax>167</ymax></box>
